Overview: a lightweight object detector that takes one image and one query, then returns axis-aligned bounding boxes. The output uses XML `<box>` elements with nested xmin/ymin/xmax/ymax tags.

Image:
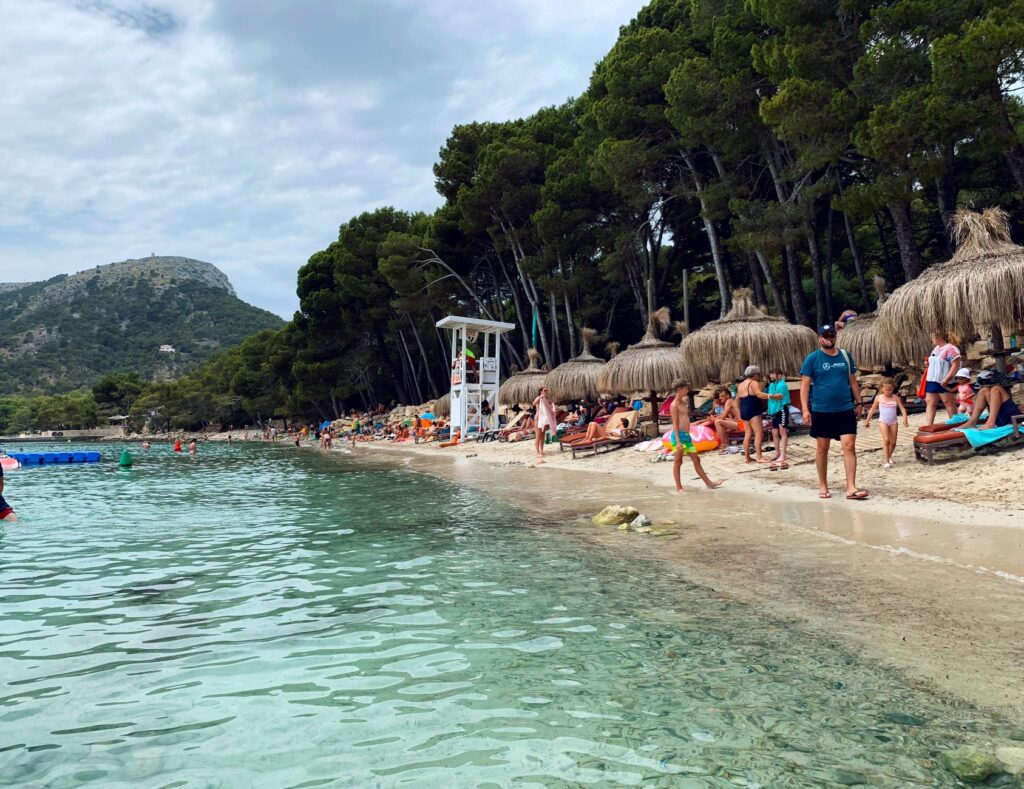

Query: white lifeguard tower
<box><xmin>436</xmin><ymin>315</ymin><xmax>515</xmax><ymax>437</ymax></box>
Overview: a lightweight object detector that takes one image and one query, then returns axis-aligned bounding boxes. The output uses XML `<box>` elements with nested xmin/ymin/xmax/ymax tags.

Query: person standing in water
<box><xmin>188</xmin><ymin>439</ymin><xmax>197</xmax><ymax>455</ymax></box>
<box><xmin>0</xmin><ymin>462</ymin><xmax>17</xmax><ymax>522</ymax></box>
<box><xmin>670</xmin><ymin>382</ymin><xmax>724</xmax><ymax>494</ymax></box>
<box><xmin>800</xmin><ymin>325</ymin><xmax>868</xmax><ymax>500</ymax></box>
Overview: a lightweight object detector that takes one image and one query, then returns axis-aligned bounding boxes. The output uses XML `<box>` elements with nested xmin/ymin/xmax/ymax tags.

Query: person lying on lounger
<box><xmin>960</xmin><ymin>370</ymin><xmax>1021</xmax><ymax>429</ymax></box>
<box><xmin>582</xmin><ymin>415</ymin><xmax>631</xmax><ymax>442</ymax></box>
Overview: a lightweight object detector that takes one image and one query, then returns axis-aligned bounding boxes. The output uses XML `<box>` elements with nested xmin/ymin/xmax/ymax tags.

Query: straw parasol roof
<box><xmin>678</xmin><ymin>288</ymin><xmax>817</xmax><ymax>385</ymax></box>
<box><xmin>545</xmin><ymin>328</ymin><xmax>605</xmax><ymax>403</ymax></box>
<box><xmin>597</xmin><ymin>307</ymin><xmax>685</xmax><ymax>421</ymax></box>
<box><xmin>433</xmin><ymin>391</ymin><xmax>450</xmax><ymax>417</ymax></box>
<box><xmin>498</xmin><ymin>348</ymin><xmax>548</xmax><ymax>406</ymax></box>
<box><xmin>836</xmin><ymin>313</ymin><xmax>931</xmax><ymax>370</ymax></box>
<box><xmin>877</xmin><ymin>207</ymin><xmax>1024</xmax><ymax>357</ymax></box>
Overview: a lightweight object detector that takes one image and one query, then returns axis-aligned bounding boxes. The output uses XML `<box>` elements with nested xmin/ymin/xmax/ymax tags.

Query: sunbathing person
<box><xmin>582</xmin><ymin>416</ymin><xmax>631</xmax><ymax>442</ymax></box>
<box><xmin>960</xmin><ymin>371</ymin><xmax>1021</xmax><ymax>429</ymax></box>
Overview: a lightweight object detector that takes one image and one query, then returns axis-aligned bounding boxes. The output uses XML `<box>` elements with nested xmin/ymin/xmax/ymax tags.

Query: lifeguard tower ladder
<box><xmin>436</xmin><ymin>316</ymin><xmax>515</xmax><ymax>437</ymax></box>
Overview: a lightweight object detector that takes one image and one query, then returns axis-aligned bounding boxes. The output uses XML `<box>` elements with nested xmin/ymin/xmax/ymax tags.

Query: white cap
<box><xmin>954</xmin><ymin>367</ymin><xmax>971</xmax><ymax>379</ymax></box>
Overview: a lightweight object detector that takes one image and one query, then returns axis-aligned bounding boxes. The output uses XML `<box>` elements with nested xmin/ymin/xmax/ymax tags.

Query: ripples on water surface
<box><xmin>0</xmin><ymin>442</ymin><xmax>1013</xmax><ymax>786</ymax></box>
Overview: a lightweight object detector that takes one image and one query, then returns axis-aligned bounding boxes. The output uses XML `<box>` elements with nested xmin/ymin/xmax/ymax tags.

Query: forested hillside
<box><xmin>4</xmin><ymin>0</ymin><xmax>1023</xmax><ymax>430</ymax></box>
<box><xmin>0</xmin><ymin>257</ymin><xmax>283</xmax><ymax>395</ymax></box>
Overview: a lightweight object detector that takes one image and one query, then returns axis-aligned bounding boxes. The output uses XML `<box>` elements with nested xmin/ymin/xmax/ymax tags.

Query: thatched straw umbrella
<box><xmin>836</xmin><ymin>313</ymin><xmax>931</xmax><ymax>371</ymax></box>
<box><xmin>596</xmin><ymin>307</ymin><xmax>685</xmax><ymax>424</ymax></box>
<box><xmin>877</xmin><ymin>207</ymin><xmax>1024</xmax><ymax>359</ymax></box>
<box><xmin>433</xmin><ymin>391</ymin><xmax>450</xmax><ymax>418</ymax></box>
<box><xmin>678</xmin><ymin>289</ymin><xmax>817</xmax><ymax>386</ymax></box>
<box><xmin>545</xmin><ymin>328</ymin><xmax>605</xmax><ymax>403</ymax></box>
<box><xmin>498</xmin><ymin>348</ymin><xmax>548</xmax><ymax>406</ymax></box>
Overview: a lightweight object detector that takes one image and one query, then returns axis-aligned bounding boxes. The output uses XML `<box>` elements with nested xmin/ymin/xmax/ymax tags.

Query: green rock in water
<box><xmin>941</xmin><ymin>746</ymin><xmax>1003</xmax><ymax>783</ymax></box>
<box><xmin>592</xmin><ymin>505</ymin><xmax>640</xmax><ymax>526</ymax></box>
<box><xmin>118</xmin><ymin>450</ymin><xmax>133</xmax><ymax>467</ymax></box>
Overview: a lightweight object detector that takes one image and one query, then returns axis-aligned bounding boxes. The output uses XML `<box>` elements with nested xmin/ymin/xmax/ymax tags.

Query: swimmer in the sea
<box><xmin>188</xmin><ymin>439</ymin><xmax>197</xmax><ymax>455</ymax></box>
<box><xmin>0</xmin><ymin>462</ymin><xmax>18</xmax><ymax>522</ymax></box>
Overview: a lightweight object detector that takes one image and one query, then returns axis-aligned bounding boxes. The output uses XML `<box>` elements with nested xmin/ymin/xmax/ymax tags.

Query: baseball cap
<box><xmin>953</xmin><ymin>367</ymin><xmax>971</xmax><ymax>379</ymax></box>
<box><xmin>818</xmin><ymin>325</ymin><xmax>836</xmax><ymax>337</ymax></box>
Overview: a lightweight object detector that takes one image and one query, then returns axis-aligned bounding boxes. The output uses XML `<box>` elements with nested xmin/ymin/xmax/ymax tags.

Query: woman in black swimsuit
<box><xmin>737</xmin><ymin>365</ymin><xmax>782</xmax><ymax>464</ymax></box>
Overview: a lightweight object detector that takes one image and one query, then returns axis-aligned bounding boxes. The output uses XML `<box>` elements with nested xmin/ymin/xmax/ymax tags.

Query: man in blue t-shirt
<box><xmin>799</xmin><ymin>325</ymin><xmax>868</xmax><ymax>501</ymax></box>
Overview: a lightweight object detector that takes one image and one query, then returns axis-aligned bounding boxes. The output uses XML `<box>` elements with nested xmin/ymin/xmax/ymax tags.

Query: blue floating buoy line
<box><xmin>6</xmin><ymin>451</ymin><xmax>102</xmax><ymax>465</ymax></box>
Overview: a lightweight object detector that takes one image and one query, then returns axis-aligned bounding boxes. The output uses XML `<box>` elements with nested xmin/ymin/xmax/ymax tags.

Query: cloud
<box><xmin>0</xmin><ymin>0</ymin><xmax>644</xmax><ymax>317</ymax></box>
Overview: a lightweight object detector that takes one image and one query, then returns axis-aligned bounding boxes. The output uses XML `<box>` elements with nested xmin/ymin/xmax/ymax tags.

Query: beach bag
<box><xmin>916</xmin><ymin>358</ymin><xmax>928</xmax><ymax>398</ymax></box>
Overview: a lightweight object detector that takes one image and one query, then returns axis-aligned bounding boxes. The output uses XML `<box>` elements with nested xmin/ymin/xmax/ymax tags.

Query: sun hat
<box><xmin>953</xmin><ymin>367</ymin><xmax>971</xmax><ymax>379</ymax></box>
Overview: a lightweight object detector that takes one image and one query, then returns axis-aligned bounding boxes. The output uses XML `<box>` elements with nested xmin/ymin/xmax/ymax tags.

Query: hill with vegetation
<box><xmin>0</xmin><ymin>256</ymin><xmax>284</xmax><ymax>395</ymax></box>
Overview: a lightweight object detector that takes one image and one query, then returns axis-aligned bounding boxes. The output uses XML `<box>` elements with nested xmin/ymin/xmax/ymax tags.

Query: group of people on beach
<box><xmin>526</xmin><ymin>322</ymin><xmax>1020</xmax><ymax>501</ymax></box>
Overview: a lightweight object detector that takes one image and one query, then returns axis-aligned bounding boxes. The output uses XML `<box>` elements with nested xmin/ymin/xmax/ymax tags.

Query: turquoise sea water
<box><xmin>0</xmin><ymin>442</ymin><xmax>1015</xmax><ymax>786</ymax></box>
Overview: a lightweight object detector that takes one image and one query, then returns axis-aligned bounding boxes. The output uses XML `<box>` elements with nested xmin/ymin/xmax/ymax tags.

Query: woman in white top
<box><xmin>924</xmin><ymin>332</ymin><xmax>961</xmax><ymax>425</ymax></box>
<box><xmin>532</xmin><ymin>386</ymin><xmax>557</xmax><ymax>461</ymax></box>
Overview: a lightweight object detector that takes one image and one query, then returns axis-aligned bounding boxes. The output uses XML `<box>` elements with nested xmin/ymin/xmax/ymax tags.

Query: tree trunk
<box><xmin>681</xmin><ymin>267</ymin><xmax>690</xmax><ymax>332</ymax></box>
<box><xmin>745</xmin><ymin>253</ymin><xmax>767</xmax><ymax>307</ymax></box>
<box><xmin>684</xmin><ymin>151</ymin><xmax>731</xmax><ymax>316</ymax></box>
<box><xmin>563</xmin><ymin>290</ymin><xmax>577</xmax><ymax>357</ymax></box>
<box><xmin>785</xmin><ymin>244</ymin><xmax>809</xmax><ymax>326</ymax></box>
<box><xmin>754</xmin><ymin>250</ymin><xmax>786</xmax><ymax>316</ymax></box>
<box><xmin>839</xmin><ymin>206</ymin><xmax>872</xmax><ymax>310</ymax></box>
<box><xmin>549</xmin><ymin>291</ymin><xmax>563</xmax><ymax>365</ymax></box>
<box><xmin>803</xmin><ymin>220</ymin><xmax>829</xmax><ymax>329</ymax></box>
<box><xmin>873</xmin><ymin>211</ymin><xmax>902</xmax><ymax>286</ymax></box>
<box><xmin>886</xmin><ymin>199</ymin><xmax>922</xmax><ymax>280</ymax></box>
<box><xmin>765</xmin><ymin>141</ymin><xmax>809</xmax><ymax>324</ymax></box>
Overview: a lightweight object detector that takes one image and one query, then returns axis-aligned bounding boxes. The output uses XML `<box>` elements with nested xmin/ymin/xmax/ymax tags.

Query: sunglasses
<box><xmin>820</xmin><ymin>332</ymin><xmax>837</xmax><ymax>339</ymax></box>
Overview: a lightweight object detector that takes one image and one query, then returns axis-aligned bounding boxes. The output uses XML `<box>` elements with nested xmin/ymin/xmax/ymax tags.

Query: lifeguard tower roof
<box><xmin>435</xmin><ymin>316</ymin><xmax>515</xmax><ymax>333</ymax></box>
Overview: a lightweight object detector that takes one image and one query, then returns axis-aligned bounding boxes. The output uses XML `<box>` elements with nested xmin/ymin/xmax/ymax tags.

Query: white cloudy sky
<box><xmin>0</xmin><ymin>0</ymin><xmax>645</xmax><ymax>317</ymax></box>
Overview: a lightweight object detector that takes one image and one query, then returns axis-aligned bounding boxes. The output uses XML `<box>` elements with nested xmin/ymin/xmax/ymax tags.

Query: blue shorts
<box><xmin>924</xmin><ymin>381</ymin><xmax>947</xmax><ymax>394</ymax></box>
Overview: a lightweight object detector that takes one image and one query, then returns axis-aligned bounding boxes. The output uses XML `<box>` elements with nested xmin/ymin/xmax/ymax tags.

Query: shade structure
<box><xmin>433</xmin><ymin>392</ymin><xmax>450</xmax><ymax>418</ymax></box>
<box><xmin>678</xmin><ymin>289</ymin><xmax>818</xmax><ymax>385</ymax></box>
<box><xmin>498</xmin><ymin>348</ymin><xmax>548</xmax><ymax>406</ymax></box>
<box><xmin>545</xmin><ymin>328</ymin><xmax>605</xmax><ymax>403</ymax></box>
<box><xmin>836</xmin><ymin>313</ymin><xmax>931</xmax><ymax>370</ymax></box>
<box><xmin>877</xmin><ymin>207</ymin><xmax>1024</xmax><ymax>358</ymax></box>
<box><xmin>596</xmin><ymin>308</ymin><xmax>685</xmax><ymax>423</ymax></box>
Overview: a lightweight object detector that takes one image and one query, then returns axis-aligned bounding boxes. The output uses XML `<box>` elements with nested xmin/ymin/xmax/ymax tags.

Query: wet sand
<box><xmin>352</xmin><ymin>438</ymin><xmax>1024</xmax><ymax>722</ymax></box>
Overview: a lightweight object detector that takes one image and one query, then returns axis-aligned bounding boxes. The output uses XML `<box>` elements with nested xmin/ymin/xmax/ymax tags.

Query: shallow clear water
<box><xmin>0</xmin><ymin>442</ymin><xmax>1013</xmax><ymax>786</ymax></box>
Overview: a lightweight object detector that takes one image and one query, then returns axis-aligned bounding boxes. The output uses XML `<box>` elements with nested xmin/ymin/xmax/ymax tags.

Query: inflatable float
<box><xmin>6</xmin><ymin>451</ymin><xmax>102</xmax><ymax>465</ymax></box>
<box><xmin>662</xmin><ymin>424</ymin><xmax>719</xmax><ymax>453</ymax></box>
<box><xmin>1</xmin><ymin>456</ymin><xmax>19</xmax><ymax>471</ymax></box>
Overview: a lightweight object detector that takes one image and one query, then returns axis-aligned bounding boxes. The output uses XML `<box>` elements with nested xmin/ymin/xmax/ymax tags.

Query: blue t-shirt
<box><xmin>800</xmin><ymin>349</ymin><xmax>857</xmax><ymax>413</ymax></box>
<box><xmin>766</xmin><ymin>380</ymin><xmax>790</xmax><ymax>415</ymax></box>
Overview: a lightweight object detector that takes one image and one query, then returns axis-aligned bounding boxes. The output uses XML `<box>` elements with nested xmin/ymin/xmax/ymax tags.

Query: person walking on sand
<box><xmin>800</xmin><ymin>325</ymin><xmax>868</xmax><ymax>500</ymax></box>
<box><xmin>864</xmin><ymin>377</ymin><xmax>908</xmax><ymax>468</ymax></box>
<box><xmin>532</xmin><ymin>386</ymin><xmax>557</xmax><ymax>462</ymax></box>
<box><xmin>670</xmin><ymin>382</ymin><xmax>724</xmax><ymax>493</ymax></box>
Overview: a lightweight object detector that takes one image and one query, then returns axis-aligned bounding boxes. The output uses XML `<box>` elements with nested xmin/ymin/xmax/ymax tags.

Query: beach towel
<box><xmin>945</xmin><ymin>413</ymin><xmax>969</xmax><ymax>427</ymax></box>
<box><xmin>536</xmin><ymin>397</ymin><xmax>557</xmax><ymax>432</ymax></box>
<box><xmin>956</xmin><ymin>425</ymin><xmax>1014</xmax><ymax>449</ymax></box>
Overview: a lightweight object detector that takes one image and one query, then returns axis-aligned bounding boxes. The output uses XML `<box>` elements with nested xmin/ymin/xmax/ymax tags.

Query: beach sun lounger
<box><xmin>568</xmin><ymin>412</ymin><xmax>642</xmax><ymax>459</ymax></box>
<box><xmin>913</xmin><ymin>414</ymin><xmax>1024</xmax><ymax>464</ymax></box>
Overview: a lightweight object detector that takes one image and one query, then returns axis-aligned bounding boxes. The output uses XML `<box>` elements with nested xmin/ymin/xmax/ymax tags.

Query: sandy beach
<box><xmin>348</xmin><ymin>420</ymin><xmax>1024</xmax><ymax>723</ymax></box>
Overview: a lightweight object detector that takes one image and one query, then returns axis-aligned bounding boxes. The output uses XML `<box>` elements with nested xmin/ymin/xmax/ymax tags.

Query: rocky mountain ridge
<box><xmin>0</xmin><ymin>256</ymin><xmax>283</xmax><ymax>394</ymax></box>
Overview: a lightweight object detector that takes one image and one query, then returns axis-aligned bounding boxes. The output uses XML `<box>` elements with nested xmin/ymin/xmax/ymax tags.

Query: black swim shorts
<box><xmin>810</xmin><ymin>409</ymin><xmax>857</xmax><ymax>440</ymax></box>
<box><xmin>771</xmin><ymin>409</ymin><xmax>790</xmax><ymax>430</ymax></box>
